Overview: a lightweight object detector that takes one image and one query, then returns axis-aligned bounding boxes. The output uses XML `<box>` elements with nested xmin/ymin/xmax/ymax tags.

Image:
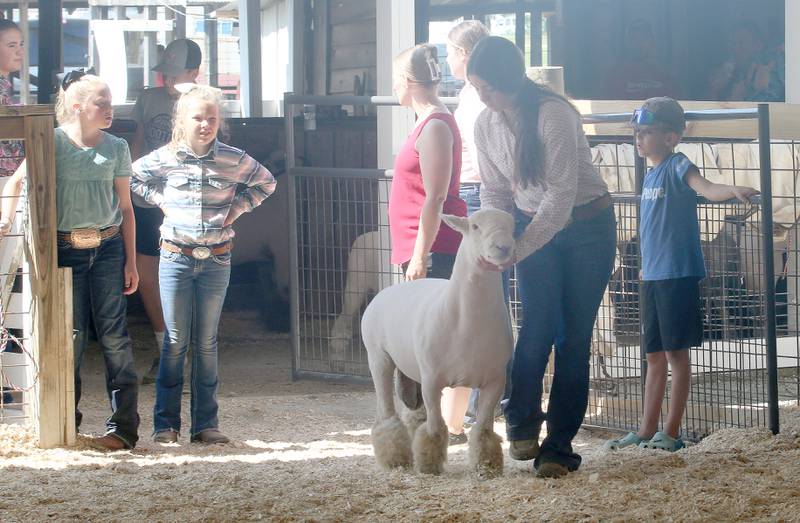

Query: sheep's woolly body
<box><xmin>362</xmin><ymin>209</ymin><xmax>516</xmax><ymax>476</ymax></box>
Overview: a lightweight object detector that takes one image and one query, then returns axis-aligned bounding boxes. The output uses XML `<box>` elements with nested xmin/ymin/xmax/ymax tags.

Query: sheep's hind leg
<box><xmin>369</xmin><ymin>350</ymin><xmax>412</xmax><ymax>469</ymax></box>
<box><xmin>469</xmin><ymin>381</ymin><xmax>504</xmax><ymax>478</ymax></box>
<box><xmin>412</xmin><ymin>378</ymin><xmax>447</xmax><ymax>475</ymax></box>
<box><xmin>395</xmin><ymin>370</ymin><xmax>427</xmax><ymax>440</ymax></box>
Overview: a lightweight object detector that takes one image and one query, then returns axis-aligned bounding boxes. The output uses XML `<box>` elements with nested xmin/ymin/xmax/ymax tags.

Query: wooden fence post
<box><xmin>22</xmin><ymin>112</ymin><xmax>74</xmax><ymax>448</ymax></box>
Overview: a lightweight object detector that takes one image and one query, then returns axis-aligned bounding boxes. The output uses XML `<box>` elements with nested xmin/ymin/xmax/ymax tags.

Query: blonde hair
<box><xmin>394</xmin><ymin>44</ymin><xmax>441</xmax><ymax>85</ymax></box>
<box><xmin>55</xmin><ymin>74</ymin><xmax>108</xmax><ymax>125</ymax></box>
<box><xmin>169</xmin><ymin>84</ymin><xmax>225</xmax><ymax>150</ymax></box>
<box><xmin>447</xmin><ymin>20</ymin><xmax>490</xmax><ymax>54</ymax></box>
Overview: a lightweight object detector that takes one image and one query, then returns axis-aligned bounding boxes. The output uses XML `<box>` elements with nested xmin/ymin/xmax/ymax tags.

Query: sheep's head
<box><xmin>442</xmin><ymin>209</ymin><xmax>515</xmax><ymax>267</ymax></box>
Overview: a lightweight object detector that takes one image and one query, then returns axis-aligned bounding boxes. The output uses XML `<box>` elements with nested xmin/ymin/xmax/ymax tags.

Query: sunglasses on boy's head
<box><xmin>630</xmin><ymin>108</ymin><xmax>658</xmax><ymax>126</ymax></box>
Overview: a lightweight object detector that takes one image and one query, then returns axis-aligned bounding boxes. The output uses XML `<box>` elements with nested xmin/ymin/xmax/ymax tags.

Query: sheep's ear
<box><xmin>441</xmin><ymin>214</ymin><xmax>469</xmax><ymax>235</ymax></box>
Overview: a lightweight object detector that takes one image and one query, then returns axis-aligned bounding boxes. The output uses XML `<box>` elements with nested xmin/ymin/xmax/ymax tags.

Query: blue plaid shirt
<box><xmin>131</xmin><ymin>140</ymin><xmax>276</xmax><ymax>246</ymax></box>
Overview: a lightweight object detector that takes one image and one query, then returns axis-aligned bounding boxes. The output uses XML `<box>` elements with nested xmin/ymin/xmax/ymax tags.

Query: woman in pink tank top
<box><xmin>387</xmin><ymin>44</ymin><xmax>468</xmax><ymax>445</ymax></box>
<box><xmin>388</xmin><ymin>44</ymin><xmax>466</xmax><ymax>282</ymax></box>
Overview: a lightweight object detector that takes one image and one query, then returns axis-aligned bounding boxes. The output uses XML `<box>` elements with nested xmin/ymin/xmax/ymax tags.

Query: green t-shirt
<box><xmin>56</xmin><ymin>127</ymin><xmax>132</xmax><ymax>231</ymax></box>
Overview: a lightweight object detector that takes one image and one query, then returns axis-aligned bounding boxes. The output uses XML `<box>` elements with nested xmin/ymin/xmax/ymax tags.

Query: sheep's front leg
<box><xmin>412</xmin><ymin>377</ymin><xmax>448</xmax><ymax>475</ymax></box>
<box><xmin>369</xmin><ymin>350</ymin><xmax>412</xmax><ymax>469</ymax></box>
<box><xmin>469</xmin><ymin>380</ymin><xmax>505</xmax><ymax>478</ymax></box>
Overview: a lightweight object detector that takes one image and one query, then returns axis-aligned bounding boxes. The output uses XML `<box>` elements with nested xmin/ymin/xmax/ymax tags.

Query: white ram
<box><xmin>361</xmin><ymin>209</ymin><xmax>515</xmax><ymax>478</ymax></box>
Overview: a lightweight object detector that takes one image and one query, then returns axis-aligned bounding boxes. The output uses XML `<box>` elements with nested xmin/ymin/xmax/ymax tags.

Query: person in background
<box><xmin>469</xmin><ymin>36</ymin><xmax>616</xmax><ymax>478</ymax></box>
<box><xmin>604</xmin><ymin>98</ymin><xmax>757</xmax><ymax>452</ymax></box>
<box><xmin>131</xmin><ymin>85</ymin><xmax>276</xmax><ymax>444</ymax></box>
<box><xmin>0</xmin><ymin>19</ymin><xmax>25</xmax><ymax>179</ymax></box>
<box><xmin>389</xmin><ymin>44</ymin><xmax>466</xmax><ymax>282</ymax></box>
<box><xmin>708</xmin><ymin>21</ymin><xmax>784</xmax><ymax>102</ymax></box>
<box><xmin>444</xmin><ymin>19</ymin><xmax>490</xmax><ymax>443</ymax></box>
<box><xmin>130</xmin><ymin>38</ymin><xmax>202</xmax><ymax>384</ymax></box>
<box><xmin>389</xmin><ymin>44</ymin><xmax>468</xmax><ymax>445</ymax></box>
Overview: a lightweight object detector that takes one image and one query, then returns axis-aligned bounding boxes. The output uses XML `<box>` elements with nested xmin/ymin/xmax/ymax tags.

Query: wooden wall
<box><xmin>313</xmin><ymin>0</ymin><xmax>377</xmax><ymax>96</ymax></box>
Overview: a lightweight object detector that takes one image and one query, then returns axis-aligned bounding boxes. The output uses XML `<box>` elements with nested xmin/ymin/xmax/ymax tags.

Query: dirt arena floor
<box><xmin>2</xmin><ymin>309</ymin><xmax>800</xmax><ymax>522</ymax></box>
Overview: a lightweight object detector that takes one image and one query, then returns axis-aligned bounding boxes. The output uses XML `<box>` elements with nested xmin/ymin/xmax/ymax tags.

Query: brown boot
<box><xmin>88</xmin><ymin>434</ymin><xmax>127</xmax><ymax>451</ymax></box>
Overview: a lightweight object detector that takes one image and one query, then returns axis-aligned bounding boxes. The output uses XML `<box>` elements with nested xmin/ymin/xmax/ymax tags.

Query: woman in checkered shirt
<box><xmin>468</xmin><ymin>36</ymin><xmax>616</xmax><ymax>479</ymax></box>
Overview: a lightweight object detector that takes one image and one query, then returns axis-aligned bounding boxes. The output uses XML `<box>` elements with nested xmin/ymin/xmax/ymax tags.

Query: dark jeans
<box><xmin>58</xmin><ymin>234</ymin><xmax>140</xmax><ymax>447</ymax></box>
<box><xmin>505</xmin><ymin>206</ymin><xmax>616</xmax><ymax>471</ymax></box>
<box><xmin>154</xmin><ymin>250</ymin><xmax>231</xmax><ymax>436</ymax></box>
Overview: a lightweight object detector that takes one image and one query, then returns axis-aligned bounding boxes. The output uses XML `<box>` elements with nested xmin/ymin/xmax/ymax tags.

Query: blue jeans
<box><xmin>154</xmin><ymin>250</ymin><xmax>231</xmax><ymax>436</ymax></box>
<box><xmin>505</xmin><ymin>206</ymin><xmax>616</xmax><ymax>471</ymax></box>
<box><xmin>58</xmin><ymin>234</ymin><xmax>140</xmax><ymax>448</ymax></box>
<box><xmin>459</xmin><ymin>183</ymin><xmax>482</xmax><ymax>216</ymax></box>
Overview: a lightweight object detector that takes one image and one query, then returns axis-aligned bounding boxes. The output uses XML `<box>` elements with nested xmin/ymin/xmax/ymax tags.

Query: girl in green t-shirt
<box><xmin>2</xmin><ymin>73</ymin><xmax>141</xmax><ymax>450</ymax></box>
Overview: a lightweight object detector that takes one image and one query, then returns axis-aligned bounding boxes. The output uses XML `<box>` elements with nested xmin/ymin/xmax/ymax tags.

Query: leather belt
<box><xmin>571</xmin><ymin>192</ymin><xmax>612</xmax><ymax>221</ymax></box>
<box><xmin>160</xmin><ymin>239</ymin><xmax>232</xmax><ymax>260</ymax></box>
<box><xmin>57</xmin><ymin>225</ymin><xmax>119</xmax><ymax>248</ymax></box>
<box><xmin>518</xmin><ymin>193</ymin><xmax>612</xmax><ymax>222</ymax></box>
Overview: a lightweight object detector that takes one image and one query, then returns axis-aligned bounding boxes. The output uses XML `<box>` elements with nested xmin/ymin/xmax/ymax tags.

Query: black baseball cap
<box><xmin>152</xmin><ymin>39</ymin><xmax>202</xmax><ymax>76</ymax></box>
<box><xmin>631</xmin><ymin>97</ymin><xmax>686</xmax><ymax>134</ymax></box>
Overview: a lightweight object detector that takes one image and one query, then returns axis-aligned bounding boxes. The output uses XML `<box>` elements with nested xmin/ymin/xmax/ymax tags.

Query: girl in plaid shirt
<box><xmin>131</xmin><ymin>85</ymin><xmax>276</xmax><ymax>444</ymax></box>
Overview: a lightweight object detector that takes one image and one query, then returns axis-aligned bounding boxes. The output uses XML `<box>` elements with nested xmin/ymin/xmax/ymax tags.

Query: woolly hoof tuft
<box><xmin>372</xmin><ymin>416</ymin><xmax>412</xmax><ymax>469</ymax></box>
<box><xmin>469</xmin><ymin>427</ymin><xmax>504</xmax><ymax>479</ymax></box>
<box><xmin>401</xmin><ymin>406</ymin><xmax>427</xmax><ymax>440</ymax></box>
<box><xmin>413</xmin><ymin>423</ymin><xmax>448</xmax><ymax>475</ymax></box>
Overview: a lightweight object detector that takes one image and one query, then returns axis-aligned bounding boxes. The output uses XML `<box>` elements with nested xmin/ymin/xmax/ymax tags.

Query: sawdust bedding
<box><xmin>1</xmin><ymin>313</ymin><xmax>799</xmax><ymax>522</ymax></box>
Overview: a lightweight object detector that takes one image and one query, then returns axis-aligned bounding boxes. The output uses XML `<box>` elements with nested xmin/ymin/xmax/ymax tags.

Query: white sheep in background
<box><xmin>361</xmin><ymin>209</ymin><xmax>515</xmax><ymax>478</ymax></box>
<box><xmin>329</xmin><ymin>230</ymin><xmax>393</xmax><ymax>362</ymax></box>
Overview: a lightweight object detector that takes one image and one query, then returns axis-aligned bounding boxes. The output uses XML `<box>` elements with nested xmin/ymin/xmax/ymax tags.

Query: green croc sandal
<box><xmin>603</xmin><ymin>432</ymin><xmax>644</xmax><ymax>451</ymax></box>
<box><xmin>638</xmin><ymin>431</ymin><xmax>685</xmax><ymax>452</ymax></box>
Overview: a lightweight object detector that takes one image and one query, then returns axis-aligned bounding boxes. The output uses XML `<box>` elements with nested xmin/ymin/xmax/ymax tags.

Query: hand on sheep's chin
<box><xmin>477</xmin><ymin>255</ymin><xmax>515</xmax><ymax>272</ymax></box>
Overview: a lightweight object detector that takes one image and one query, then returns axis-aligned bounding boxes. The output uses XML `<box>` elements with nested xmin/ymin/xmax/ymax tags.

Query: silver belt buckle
<box><xmin>191</xmin><ymin>246</ymin><xmax>211</xmax><ymax>260</ymax></box>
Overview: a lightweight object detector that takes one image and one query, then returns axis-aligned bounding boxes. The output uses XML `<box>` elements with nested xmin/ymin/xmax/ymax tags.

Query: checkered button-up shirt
<box><xmin>131</xmin><ymin>140</ymin><xmax>276</xmax><ymax>246</ymax></box>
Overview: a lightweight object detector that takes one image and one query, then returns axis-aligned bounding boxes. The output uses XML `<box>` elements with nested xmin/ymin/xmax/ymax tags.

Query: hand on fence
<box><xmin>732</xmin><ymin>186</ymin><xmax>760</xmax><ymax>204</ymax></box>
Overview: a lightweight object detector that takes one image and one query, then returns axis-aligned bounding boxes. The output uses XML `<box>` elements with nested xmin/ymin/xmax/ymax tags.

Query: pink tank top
<box><xmin>388</xmin><ymin>112</ymin><xmax>467</xmax><ymax>265</ymax></box>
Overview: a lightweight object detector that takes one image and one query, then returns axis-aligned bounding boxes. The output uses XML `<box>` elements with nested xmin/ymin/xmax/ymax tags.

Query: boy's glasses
<box><xmin>631</xmin><ymin>108</ymin><xmax>657</xmax><ymax>126</ymax></box>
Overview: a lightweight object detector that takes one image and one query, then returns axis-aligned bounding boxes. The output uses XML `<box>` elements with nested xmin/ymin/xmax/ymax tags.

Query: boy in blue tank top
<box><xmin>605</xmin><ymin>97</ymin><xmax>757</xmax><ymax>452</ymax></box>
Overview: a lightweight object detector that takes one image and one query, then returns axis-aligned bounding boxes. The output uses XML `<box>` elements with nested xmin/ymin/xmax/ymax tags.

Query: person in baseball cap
<box><xmin>630</xmin><ymin>96</ymin><xmax>686</xmax><ymax>134</ymax></box>
<box><xmin>604</xmin><ymin>95</ymin><xmax>757</xmax><ymax>454</ymax></box>
<box><xmin>131</xmin><ymin>37</ymin><xmax>203</xmax><ymax>385</ymax></box>
<box><xmin>152</xmin><ymin>38</ymin><xmax>202</xmax><ymax>78</ymax></box>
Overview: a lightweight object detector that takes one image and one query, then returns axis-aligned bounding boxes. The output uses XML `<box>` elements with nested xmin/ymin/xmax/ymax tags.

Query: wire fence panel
<box><xmin>293</xmin><ymin>170</ymin><xmax>398</xmax><ymax>381</ymax></box>
<box><xmin>287</xmin><ymin>101</ymin><xmax>795</xmax><ymax>435</ymax></box>
<box><xmin>771</xmin><ymin>139</ymin><xmax>800</xmax><ymax>421</ymax></box>
<box><xmin>580</xmin><ymin>133</ymin><xmax>795</xmax><ymax>439</ymax></box>
<box><xmin>0</xmin><ymin>178</ymin><xmax>34</xmax><ymax>426</ymax></box>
